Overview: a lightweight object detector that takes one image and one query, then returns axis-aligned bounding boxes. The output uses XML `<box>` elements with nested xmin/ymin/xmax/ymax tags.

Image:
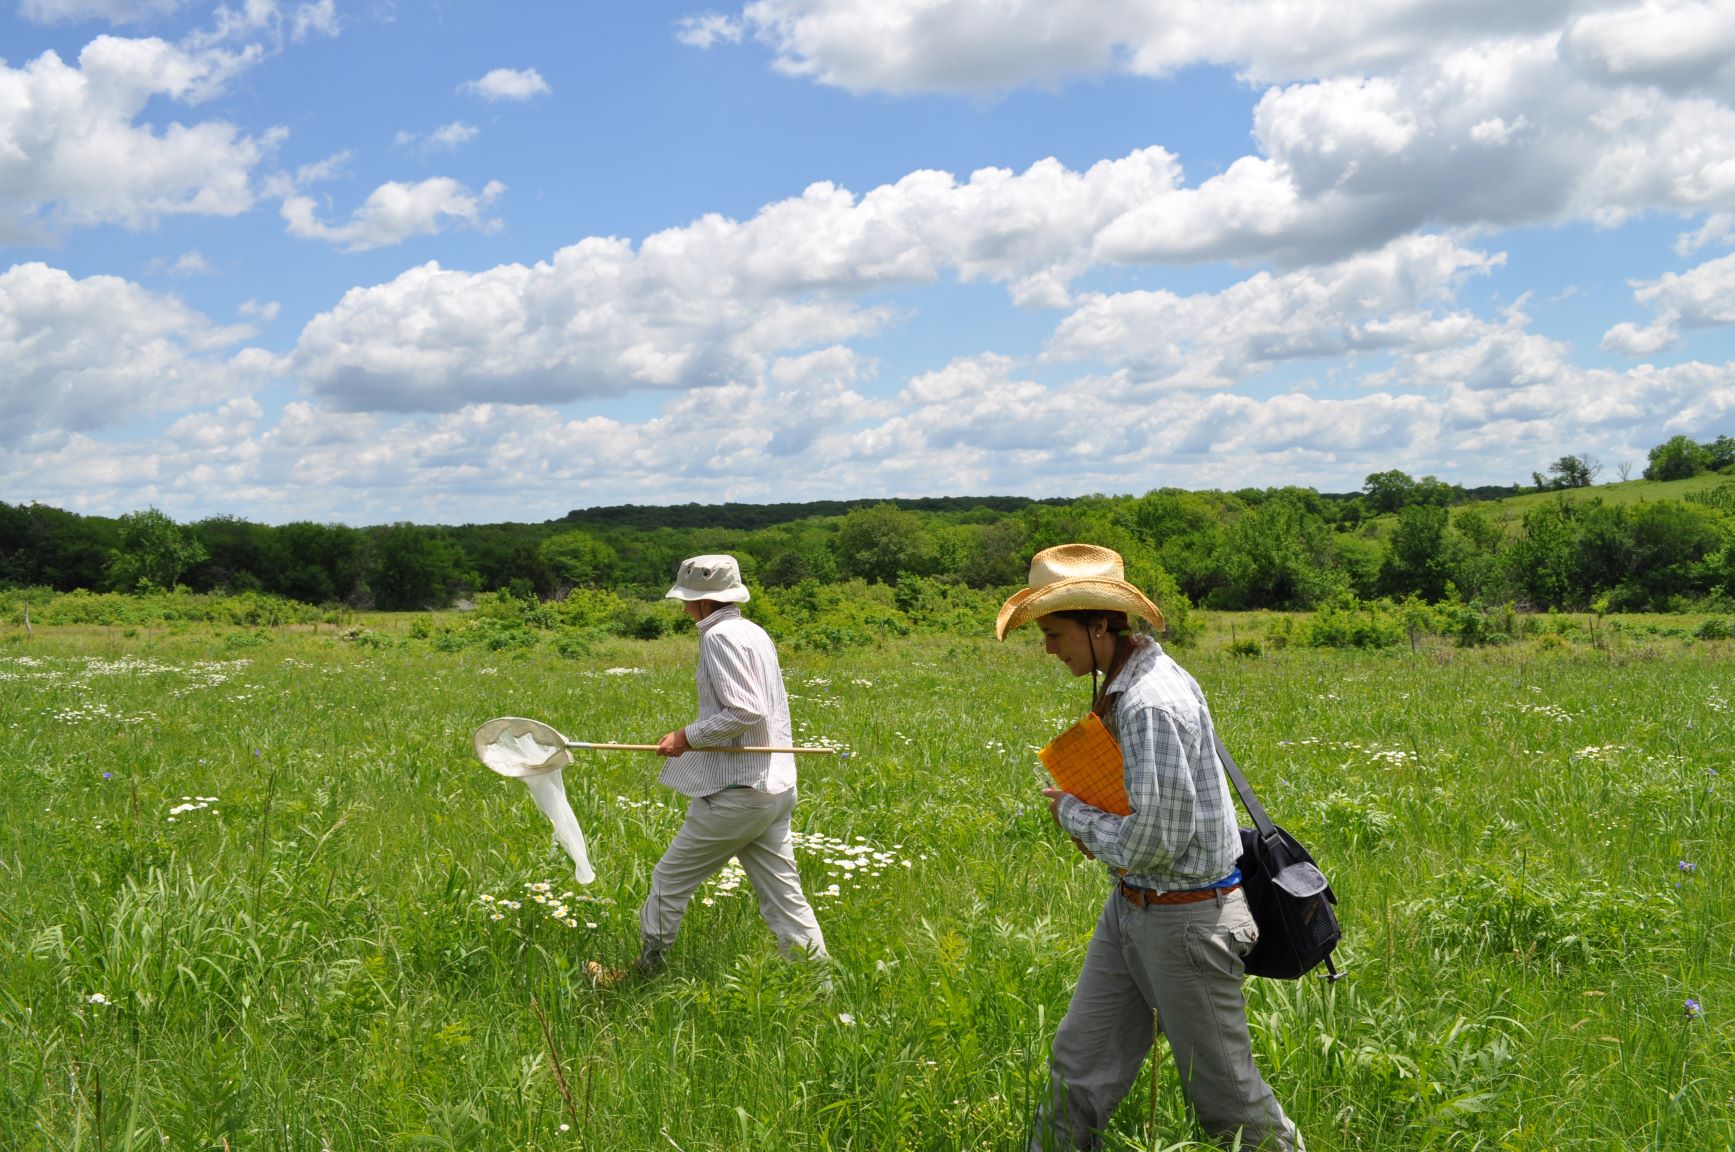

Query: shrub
<box><xmin>2</xmin><ymin>587</ymin><xmax>321</xmax><ymax>627</ymax></box>
<box><xmin>220</xmin><ymin>629</ymin><xmax>273</xmax><ymax>652</ymax></box>
<box><xmin>1304</xmin><ymin>594</ymin><xmax>1405</xmax><ymax>649</ymax></box>
<box><xmin>1434</xmin><ymin>591</ymin><xmax>1515</xmax><ymax>647</ymax></box>
<box><xmin>623</xmin><ymin>609</ymin><xmax>669</xmax><ymax>640</ymax></box>
<box><xmin>790</xmin><ymin>622</ymin><xmax>880</xmax><ymax>652</ymax></box>
<box><xmin>552</xmin><ymin>627</ymin><xmax>607</xmax><ymax>659</ymax></box>
<box><xmin>1692</xmin><ymin>616</ymin><xmax>1731</xmax><ymax>640</ymax></box>
<box><xmin>1405</xmin><ymin>866</ymin><xmax>1676</xmax><ymax>970</ymax></box>
<box><xmin>1315</xmin><ymin>791</ymin><xmax>1394</xmax><ymax>849</ymax></box>
<box><xmin>549</xmin><ymin>586</ymin><xmax>633</xmax><ymax>629</ymax></box>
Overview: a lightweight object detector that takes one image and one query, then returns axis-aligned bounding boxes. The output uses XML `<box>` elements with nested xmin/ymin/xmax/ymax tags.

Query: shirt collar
<box><xmin>696</xmin><ymin>603</ymin><xmax>742</xmax><ymax>634</ymax></box>
<box><xmin>1101</xmin><ymin>634</ymin><xmax>1161</xmax><ymax>700</ymax></box>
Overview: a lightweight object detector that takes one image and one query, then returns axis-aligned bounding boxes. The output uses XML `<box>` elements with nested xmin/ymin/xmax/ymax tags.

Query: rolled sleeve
<box><xmin>685</xmin><ymin>632</ymin><xmax>767</xmax><ymax>748</ymax></box>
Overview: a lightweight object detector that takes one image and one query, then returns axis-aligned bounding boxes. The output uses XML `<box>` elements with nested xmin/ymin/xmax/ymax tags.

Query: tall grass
<box><xmin>1</xmin><ymin>620</ymin><xmax>1729</xmax><ymax>1149</ymax></box>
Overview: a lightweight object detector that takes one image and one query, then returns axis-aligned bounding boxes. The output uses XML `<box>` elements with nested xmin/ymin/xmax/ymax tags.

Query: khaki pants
<box><xmin>639</xmin><ymin>787</ymin><xmax>827</xmax><ymax>959</ymax></box>
<box><xmin>1030</xmin><ymin>886</ymin><xmax>1302</xmax><ymax>1151</ymax></box>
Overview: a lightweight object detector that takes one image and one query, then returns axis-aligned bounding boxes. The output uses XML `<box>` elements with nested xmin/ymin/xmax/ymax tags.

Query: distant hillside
<box><xmin>552</xmin><ymin>495</ymin><xmax>1070</xmax><ymax>532</ymax></box>
<box><xmin>1474</xmin><ymin>473</ymin><xmax>1735</xmax><ymax>523</ymax></box>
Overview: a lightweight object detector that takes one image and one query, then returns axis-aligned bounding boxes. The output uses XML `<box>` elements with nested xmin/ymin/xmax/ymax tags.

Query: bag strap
<box><xmin>1212</xmin><ymin>730</ymin><xmax>1278</xmax><ymax>841</ymax></box>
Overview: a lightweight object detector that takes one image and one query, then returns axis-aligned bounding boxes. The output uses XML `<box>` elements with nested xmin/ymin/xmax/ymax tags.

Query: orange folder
<box><xmin>1038</xmin><ymin>712</ymin><xmax>1130</xmax><ymax>816</ymax></box>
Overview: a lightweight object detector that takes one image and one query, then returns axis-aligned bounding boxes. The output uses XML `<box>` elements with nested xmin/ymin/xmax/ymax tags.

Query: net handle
<box><xmin>567</xmin><ymin>741</ymin><xmax>835</xmax><ymax>755</ymax></box>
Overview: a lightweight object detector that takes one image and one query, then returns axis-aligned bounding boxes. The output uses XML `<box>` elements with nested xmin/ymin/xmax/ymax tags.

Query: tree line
<box><xmin>3</xmin><ymin>435</ymin><xmax>1731</xmax><ymax>614</ymax></box>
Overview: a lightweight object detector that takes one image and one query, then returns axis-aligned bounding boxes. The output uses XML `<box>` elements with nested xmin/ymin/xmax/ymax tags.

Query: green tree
<box><xmin>368</xmin><ymin>524</ymin><xmax>474</xmax><ymax>610</ymax></box>
<box><xmin>1547</xmin><ymin>454</ymin><xmax>1598</xmax><ymax>489</ymax></box>
<box><xmin>1447</xmin><ymin>507</ymin><xmax>1506</xmax><ymax>602</ymax></box>
<box><xmin>1125</xmin><ymin>488</ymin><xmax>1235</xmax><ymax>603</ymax></box>
<box><xmin>261</xmin><ymin>522</ymin><xmax>361</xmax><ymax>604</ymax></box>
<box><xmin>1363</xmin><ymin>470</ymin><xmax>1418</xmax><ymax>514</ymax></box>
<box><xmin>1410</xmin><ymin>475</ymin><xmax>1462</xmax><ymax>507</ymax></box>
<box><xmin>1220</xmin><ymin>495</ymin><xmax>1345</xmax><ymax>609</ymax></box>
<box><xmin>0</xmin><ymin>502</ymin><xmax>116</xmax><ymax>590</ymax></box>
<box><xmin>106</xmin><ymin>508</ymin><xmax>208</xmax><ymax>591</ymax></box>
<box><xmin>1626</xmin><ymin>502</ymin><xmax>1723</xmax><ymax>606</ymax></box>
<box><xmin>1572</xmin><ymin>502</ymin><xmax>1633</xmax><ymax>599</ymax></box>
<box><xmin>958</xmin><ymin>517</ymin><xmax>1030</xmax><ymax>588</ymax></box>
<box><xmin>539</xmin><ymin>530</ymin><xmax>619</xmax><ymax>589</ymax></box>
<box><xmin>1504</xmin><ymin>502</ymin><xmax>1580</xmax><ymax>608</ymax></box>
<box><xmin>190</xmin><ymin>515</ymin><xmax>268</xmax><ymax>592</ymax></box>
<box><xmin>1380</xmin><ymin>504</ymin><xmax>1455</xmax><ymax>600</ymax></box>
<box><xmin>832</xmin><ymin>503</ymin><xmax>929</xmax><ymax>584</ymax></box>
<box><xmin>1644</xmin><ymin>435</ymin><xmax>1708</xmax><ymax>481</ymax></box>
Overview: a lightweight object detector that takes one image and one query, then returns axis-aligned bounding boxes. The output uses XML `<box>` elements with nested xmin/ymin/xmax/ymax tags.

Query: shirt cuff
<box><xmin>1055</xmin><ymin>792</ymin><xmax>1094</xmax><ymax>838</ymax></box>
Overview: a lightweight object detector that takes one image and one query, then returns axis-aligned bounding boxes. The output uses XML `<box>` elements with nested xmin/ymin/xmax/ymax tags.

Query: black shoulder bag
<box><xmin>1213</xmin><ymin>732</ymin><xmax>1343</xmax><ymax>981</ymax></box>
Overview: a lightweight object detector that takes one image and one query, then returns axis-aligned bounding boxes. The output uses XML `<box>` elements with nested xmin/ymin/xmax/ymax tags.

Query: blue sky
<box><xmin>3</xmin><ymin>0</ymin><xmax>1734</xmax><ymax>525</ymax></box>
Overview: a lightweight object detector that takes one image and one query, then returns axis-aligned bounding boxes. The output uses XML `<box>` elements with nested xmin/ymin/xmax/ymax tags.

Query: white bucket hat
<box><xmin>665</xmin><ymin>553</ymin><xmax>751</xmax><ymax>603</ymax></box>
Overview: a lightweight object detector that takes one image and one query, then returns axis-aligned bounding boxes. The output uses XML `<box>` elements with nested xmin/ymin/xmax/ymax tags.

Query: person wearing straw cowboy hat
<box><xmin>635</xmin><ymin>554</ymin><xmax>829</xmax><ymax>975</ymax></box>
<box><xmin>1001</xmin><ymin>545</ymin><xmax>1303</xmax><ymax>1151</ymax></box>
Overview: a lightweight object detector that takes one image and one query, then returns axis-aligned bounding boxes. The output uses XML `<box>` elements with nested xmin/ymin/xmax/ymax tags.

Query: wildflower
<box><xmin>101</xmin><ymin>772</ymin><xmax>113</xmax><ymax>780</ymax></box>
<box><xmin>1678</xmin><ymin>860</ymin><xmax>1696</xmax><ymax>873</ymax></box>
<box><xmin>490</xmin><ymin>913</ymin><xmax>505</xmax><ymax>921</ymax></box>
<box><xmin>559</xmin><ymin>1123</ymin><xmax>571</xmax><ymax>1133</ymax></box>
<box><xmin>586</xmin><ymin>922</ymin><xmax>597</xmax><ymax>929</ymax></box>
<box><xmin>88</xmin><ymin>992</ymin><xmax>112</xmax><ymax>1006</ymax></box>
<box><xmin>1684</xmin><ymin>998</ymin><xmax>1702</xmax><ymax>1020</ymax></box>
<box><xmin>837</xmin><ymin>1012</ymin><xmax>855</xmax><ymax>1026</ymax></box>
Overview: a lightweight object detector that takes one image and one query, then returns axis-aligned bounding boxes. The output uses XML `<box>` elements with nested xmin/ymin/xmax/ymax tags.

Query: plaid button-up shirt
<box><xmin>658</xmin><ymin>605</ymin><xmax>798</xmax><ymax>799</ymax></box>
<box><xmin>1055</xmin><ymin>637</ymin><xmax>1241</xmax><ymax>892</ymax></box>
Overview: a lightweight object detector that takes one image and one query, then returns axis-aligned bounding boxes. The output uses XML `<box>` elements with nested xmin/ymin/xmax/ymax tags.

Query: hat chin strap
<box><xmin>1090</xmin><ymin>629</ymin><xmax>1102</xmax><ymax>714</ymax></box>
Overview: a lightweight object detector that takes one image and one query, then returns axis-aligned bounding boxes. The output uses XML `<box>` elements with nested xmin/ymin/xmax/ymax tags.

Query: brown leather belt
<box><xmin>1120</xmin><ymin>880</ymin><xmax>1240</xmax><ymax>908</ymax></box>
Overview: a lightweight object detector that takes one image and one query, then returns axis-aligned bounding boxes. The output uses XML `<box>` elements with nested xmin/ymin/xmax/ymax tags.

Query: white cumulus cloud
<box><xmin>19</xmin><ymin>0</ymin><xmax>192</xmax><ymax>24</ymax></box>
<box><xmin>395</xmin><ymin>122</ymin><xmax>480</xmax><ymax>153</ymax></box>
<box><xmin>1047</xmin><ymin>235</ymin><xmax>1504</xmax><ymax>387</ymax></box>
<box><xmin>1603</xmin><ymin>250</ymin><xmax>1735</xmax><ymax>355</ymax></box>
<box><xmin>676</xmin><ymin>12</ymin><xmax>745</xmax><ymax>48</ymax></box>
<box><xmin>0</xmin><ymin>262</ymin><xmax>268</xmax><ymax>444</ymax></box>
<box><xmin>702</xmin><ymin>2</ymin><xmax>1735</xmax><ymax>269</ymax></box>
<box><xmin>0</xmin><ymin>36</ymin><xmax>281</xmax><ymax>236</ymax></box>
<box><xmin>281</xmin><ymin>177</ymin><xmax>506</xmax><ymax>252</ymax></box>
<box><xmin>460</xmin><ymin>67</ymin><xmax>551</xmax><ymax>101</ymax></box>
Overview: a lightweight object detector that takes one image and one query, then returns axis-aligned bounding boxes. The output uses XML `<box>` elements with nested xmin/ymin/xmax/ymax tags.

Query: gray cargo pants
<box><xmin>1030</xmin><ymin>885</ymin><xmax>1302</xmax><ymax>1151</ymax></box>
<box><xmin>639</xmin><ymin>786</ymin><xmax>828</xmax><ymax>959</ymax></box>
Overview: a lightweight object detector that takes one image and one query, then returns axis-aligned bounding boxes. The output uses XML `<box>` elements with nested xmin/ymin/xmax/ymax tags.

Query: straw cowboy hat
<box><xmin>995</xmin><ymin>544</ymin><xmax>1165</xmax><ymax>641</ymax></box>
<box><xmin>665</xmin><ymin>554</ymin><xmax>751</xmax><ymax>603</ymax></box>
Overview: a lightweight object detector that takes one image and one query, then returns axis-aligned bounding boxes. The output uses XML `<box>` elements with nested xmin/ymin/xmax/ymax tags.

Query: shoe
<box><xmin>632</xmin><ymin>945</ymin><xmax>666</xmax><ymax>977</ymax></box>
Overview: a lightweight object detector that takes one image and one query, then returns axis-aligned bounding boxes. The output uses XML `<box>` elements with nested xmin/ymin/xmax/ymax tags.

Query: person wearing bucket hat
<box><xmin>1004</xmin><ymin>545</ymin><xmax>1303</xmax><ymax>1152</ymax></box>
<box><xmin>633</xmin><ymin>554</ymin><xmax>828</xmax><ymax>974</ymax></box>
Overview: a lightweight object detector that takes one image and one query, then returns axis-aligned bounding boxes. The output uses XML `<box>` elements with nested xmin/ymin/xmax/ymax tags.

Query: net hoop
<box><xmin>472</xmin><ymin>716</ymin><xmax>573</xmax><ymax>778</ymax></box>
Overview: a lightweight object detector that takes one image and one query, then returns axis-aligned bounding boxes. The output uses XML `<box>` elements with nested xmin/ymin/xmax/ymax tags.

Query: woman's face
<box><xmin>1037</xmin><ymin>614</ymin><xmax>1108</xmax><ymax>677</ymax></box>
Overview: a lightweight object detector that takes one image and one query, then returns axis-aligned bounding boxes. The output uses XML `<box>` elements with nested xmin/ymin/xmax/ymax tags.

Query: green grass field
<box><xmin>2</xmin><ymin>619</ymin><xmax>1730</xmax><ymax>1150</ymax></box>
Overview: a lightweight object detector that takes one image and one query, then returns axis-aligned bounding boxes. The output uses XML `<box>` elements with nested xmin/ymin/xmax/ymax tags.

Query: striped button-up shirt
<box><xmin>1055</xmin><ymin>636</ymin><xmax>1241</xmax><ymax>892</ymax></box>
<box><xmin>658</xmin><ymin>605</ymin><xmax>797</xmax><ymax>798</ymax></box>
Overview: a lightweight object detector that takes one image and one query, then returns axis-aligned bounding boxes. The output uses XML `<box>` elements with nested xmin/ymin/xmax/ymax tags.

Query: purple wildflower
<box><xmin>1684</xmin><ymin>998</ymin><xmax>1702</xmax><ymax>1020</ymax></box>
<box><xmin>101</xmin><ymin>772</ymin><xmax>113</xmax><ymax>779</ymax></box>
<box><xmin>1678</xmin><ymin>860</ymin><xmax>1696</xmax><ymax>873</ymax></box>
